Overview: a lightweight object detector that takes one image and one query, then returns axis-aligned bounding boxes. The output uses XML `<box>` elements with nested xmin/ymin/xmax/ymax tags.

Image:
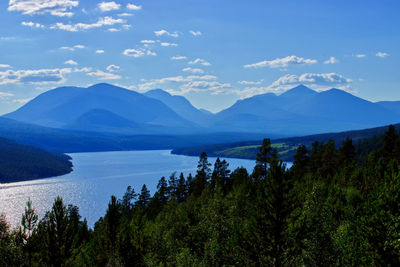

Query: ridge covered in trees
<box><xmin>172</xmin><ymin>123</ymin><xmax>400</xmax><ymax>161</ymax></box>
<box><xmin>2</xmin><ymin>126</ymin><xmax>400</xmax><ymax>265</ymax></box>
<box><xmin>0</xmin><ymin>137</ymin><xmax>72</xmax><ymax>183</ymax></box>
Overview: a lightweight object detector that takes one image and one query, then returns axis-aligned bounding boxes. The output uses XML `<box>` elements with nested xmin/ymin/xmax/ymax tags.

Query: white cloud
<box><xmin>161</xmin><ymin>42</ymin><xmax>178</xmax><ymax>47</ymax></box>
<box><xmin>186</xmin><ymin>75</ymin><xmax>216</xmax><ymax>81</ymax></box>
<box><xmin>188</xmin><ymin>58</ymin><xmax>211</xmax><ymax>66</ymax></box>
<box><xmin>0</xmin><ymin>68</ymin><xmax>74</xmax><ymax>85</ymax></box>
<box><xmin>154</xmin><ymin>29</ymin><xmax>179</xmax><ymax>38</ymax></box>
<box><xmin>108</xmin><ymin>28</ymin><xmax>120</xmax><ymax>32</ymax></box>
<box><xmin>113</xmin><ymin>83</ymin><xmax>137</xmax><ymax>90</ymax></box>
<box><xmin>122</xmin><ymin>24</ymin><xmax>131</xmax><ymax>30</ymax></box>
<box><xmin>98</xmin><ymin>1</ymin><xmax>120</xmax><ymax>12</ymax></box>
<box><xmin>106</xmin><ymin>64</ymin><xmax>120</xmax><ymax>72</ymax></box>
<box><xmin>353</xmin><ymin>54</ymin><xmax>366</xmax><ymax>58</ymax></box>
<box><xmin>64</xmin><ymin>59</ymin><xmax>78</xmax><ymax>65</ymax></box>
<box><xmin>238</xmin><ymin>80</ymin><xmax>263</xmax><ymax>85</ymax></box>
<box><xmin>234</xmin><ymin>87</ymin><xmax>272</xmax><ymax>98</ymax></box>
<box><xmin>8</xmin><ymin>0</ymin><xmax>78</xmax><ymax>17</ymax></box>
<box><xmin>182</xmin><ymin>67</ymin><xmax>204</xmax><ymax>74</ymax></box>
<box><xmin>138</xmin><ymin>75</ymin><xmax>217</xmax><ymax>92</ymax></box>
<box><xmin>376</xmin><ymin>52</ymin><xmax>389</xmax><ymax>58</ymax></box>
<box><xmin>123</xmin><ymin>49</ymin><xmax>144</xmax><ymax>57</ymax></box>
<box><xmin>324</xmin><ymin>56</ymin><xmax>339</xmax><ymax>64</ymax></box>
<box><xmin>118</xmin><ymin>12</ymin><xmax>132</xmax><ymax>17</ymax></box>
<box><xmin>235</xmin><ymin>73</ymin><xmax>352</xmax><ymax>98</ymax></box>
<box><xmin>73</xmin><ymin>67</ymin><xmax>91</xmax><ymax>72</ymax></box>
<box><xmin>244</xmin><ymin>55</ymin><xmax>317</xmax><ymax>68</ymax></box>
<box><xmin>0</xmin><ymin>36</ymin><xmax>17</xmax><ymax>41</ymax></box>
<box><xmin>0</xmin><ymin>92</ymin><xmax>14</xmax><ymax>99</ymax></box>
<box><xmin>138</xmin><ymin>76</ymin><xmax>185</xmax><ymax>91</ymax></box>
<box><xmin>171</xmin><ymin>55</ymin><xmax>187</xmax><ymax>60</ymax></box>
<box><xmin>60</xmin><ymin>44</ymin><xmax>85</xmax><ymax>51</ymax></box>
<box><xmin>12</xmin><ymin>97</ymin><xmax>32</xmax><ymax>104</ymax></box>
<box><xmin>87</xmin><ymin>70</ymin><xmax>121</xmax><ymax>80</ymax></box>
<box><xmin>0</xmin><ymin>64</ymin><xmax>12</xmax><ymax>68</ymax></box>
<box><xmin>180</xmin><ymin>81</ymin><xmax>231</xmax><ymax>95</ymax></box>
<box><xmin>146</xmin><ymin>50</ymin><xmax>157</xmax><ymax>56</ymax></box>
<box><xmin>189</xmin><ymin>30</ymin><xmax>202</xmax><ymax>36</ymax></box>
<box><xmin>51</xmin><ymin>16</ymin><xmax>125</xmax><ymax>32</ymax></box>
<box><xmin>141</xmin><ymin>40</ymin><xmax>156</xmax><ymax>44</ymax></box>
<box><xmin>126</xmin><ymin>3</ymin><xmax>142</xmax><ymax>10</ymax></box>
<box><xmin>271</xmin><ymin>73</ymin><xmax>352</xmax><ymax>87</ymax></box>
<box><xmin>95</xmin><ymin>49</ymin><xmax>105</xmax><ymax>54</ymax></box>
<box><xmin>122</xmin><ymin>48</ymin><xmax>156</xmax><ymax>58</ymax></box>
<box><xmin>21</xmin><ymin>21</ymin><xmax>44</xmax><ymax>28</ymax></box>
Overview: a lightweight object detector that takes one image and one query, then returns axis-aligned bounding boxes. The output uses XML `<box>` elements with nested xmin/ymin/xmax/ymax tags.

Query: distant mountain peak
<box><xmin>320</xmin><ymin>88</ymin><xmax>354</xmax><ymax>97</ymax></box>
<box><xmin>88</xmin><ymin>82</ymin><xmax>115</xmax><ymax>89</ymax></box>
<box><xmin>280</xmin><ymin>84</ymin><xmax>317</xmax><ymax>98</ymax></box>
<box><xmin>145</xmin><ymin>88</ymin><xmax>172</xmax><ymax>97</ymax></box>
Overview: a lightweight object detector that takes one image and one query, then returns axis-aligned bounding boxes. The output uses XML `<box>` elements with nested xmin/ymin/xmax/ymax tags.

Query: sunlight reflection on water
<box><xmin>0</xmin><ymin>150</ymin><xmax>276</xmax><ymax>228</ymax></box>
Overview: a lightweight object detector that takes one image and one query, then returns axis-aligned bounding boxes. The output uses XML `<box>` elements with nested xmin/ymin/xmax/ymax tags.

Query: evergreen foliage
<box><xmin>2</xmin><ymin>125</ymin><xmax>400</xmax><ymax>265</ymax></box>
<box><xmin>0</xmin><ymin>137</ymin><xmax>72</xmax><ymax>183</ymax></box>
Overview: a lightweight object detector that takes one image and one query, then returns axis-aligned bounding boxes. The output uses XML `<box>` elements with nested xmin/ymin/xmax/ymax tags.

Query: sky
<box><xmin>0</xmin><ymin>0</ymin><xmax>399</xmax><ymax>114</ymax></box>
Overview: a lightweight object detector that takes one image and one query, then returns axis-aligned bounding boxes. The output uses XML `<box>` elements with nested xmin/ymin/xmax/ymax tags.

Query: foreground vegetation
<box><xmin>2</xmin><ymin>126</ymin><xmax>400</xmax><ymax>266</ymax></box>
<box><xmin>0</xmin><ymin>137</ymin><xmax>72</xmax><ymax>183</ymax></box>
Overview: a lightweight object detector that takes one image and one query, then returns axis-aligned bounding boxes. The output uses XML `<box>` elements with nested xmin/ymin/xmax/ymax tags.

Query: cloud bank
<box><xmin>244</xmin><ymin>55</ymin><xmax>317</xmax><ymax>68</ymax></box>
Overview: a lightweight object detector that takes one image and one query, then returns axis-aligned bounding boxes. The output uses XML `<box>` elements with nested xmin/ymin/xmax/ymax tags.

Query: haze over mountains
<box><xmin>5</xmin><ymin>83</ymin><xmax>199</xmax><ymax>135</ymax></box>
<box><xmin>214</xmin><ymin>85</ymin><xmax>400</xmax><ymax>135</ymax></box>
<box><xmin>4</xmin><ymin>83</ymin><xmax>400</xmax><ymax>138</ymax></box>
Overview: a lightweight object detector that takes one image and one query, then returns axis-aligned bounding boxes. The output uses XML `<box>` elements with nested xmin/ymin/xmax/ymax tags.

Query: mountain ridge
<box><xmin>4</xmin><ymin>83</ymin><xmax>400</xmax><ymax>137</ymax></box>
<box><xmin>4</xmin><ymin>83</ymin><xmax>198</xmax><ymax>135</ymax></box>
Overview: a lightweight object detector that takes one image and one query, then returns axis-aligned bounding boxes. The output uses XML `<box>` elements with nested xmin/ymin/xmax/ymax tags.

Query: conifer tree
<box><xmin>253</xmin><ymin>138</ymin><xmax>272</xmax><ymax>181</ymax></box>
<box><xmin>105</xmin><ymin>195</ymin><xmax>121</xmax><ymax>252</ymax></box>
<box><xmin>176</xmin><ymin>172</ymin><xmax>188</xmax><ymax>202</ymax></box>
<box><xmin>319</xmin><ymin>140</ymin><xmax>337</xmax><ymax>177</ymax></box>
<box><xmin>211</xmin><ymin>158</ymin><xmax>230</xmax><ymax>192</ymax></box>
<box><xmin>186</xmin><ymin>173</ymin><xmax>194</xmax><ymax>196</ymax></box>
<box><xmin>338</xmin><ymin>138</ymin><xmax>356</xmax><ymax>165</ymax></box>
<box><xmin>121</xmin><ymin>186</ymin><xmax>137</xmax><ymax>212</ymax></box>
<box><xmin>137</xmin><ymin>184</ymin><xmax>151</xmax><ymax>207</ymax></box>
<box><xmin>383</xmin><ymin>124</ymin><xmax>397</xmax><ymax>159</ymax></box>
<box><xmin>20</xmin><ymin>199</ymin><xmax>38</xmax><ymax>266</ymax></box>
<box><xmin>264</xmin><ymin>149</ymin><xmax>291</xmax><ymax>266</ymax></box>
<box><xmin>168</xmin><ymin>172</ymin><xmax>178</xmax><ymax>199</ymax></box>
<box><xmin>291</xmin><ymin>145</ymin><xmax>309</xmax><ymax>179</ymax></box>
<box><xmin>20</xmin><ymin>198</ymin><xmax>38</xmax><ymax>242</ymax></box>
<box><xmin>156</xmin><ymin>177</ymin><xmax>169</xmax><ymax>204</ymax></box>
<box><xmin>193</xmin><ymin>152</ymin><xmax>211</xmax><ymax>196</ymax></box>
<box><xmin>42</xmin><ymin>196</ymin><xmax>74</xmax><ymax>267</ymax></box>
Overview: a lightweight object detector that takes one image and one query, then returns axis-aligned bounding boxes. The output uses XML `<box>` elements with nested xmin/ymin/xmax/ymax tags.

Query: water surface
<box><xmin>0</xmin><ymin>150</ymin><xmax>263</xmax><ymax>227</ymax></box>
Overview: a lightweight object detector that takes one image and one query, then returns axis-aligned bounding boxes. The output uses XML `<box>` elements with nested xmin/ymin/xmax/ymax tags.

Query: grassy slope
<box><xmin>172</xmin><ymin>123</ymin><xmax>400</xmax><ymax>161</ymax></box>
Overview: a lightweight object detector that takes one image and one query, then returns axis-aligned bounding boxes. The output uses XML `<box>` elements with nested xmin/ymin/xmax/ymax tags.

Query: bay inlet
<box><xmin>0</xmin><ymin>150</ymin><xmax>276</xmax><ymax>227</ymax></box>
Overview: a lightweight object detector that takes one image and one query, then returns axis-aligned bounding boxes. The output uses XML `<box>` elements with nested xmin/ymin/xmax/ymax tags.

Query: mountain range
<box><xmin>3</xmin><ymin>83</ymin><xmax>400</xmax><ymax>138</ymax></box>
<box><xmin>4</xmin><ymin>83</ymin><xmax>199</xmax><ymax>135</ymax></box>
<box><xmin>213</xmin><ymin>85</ymin><xmax>400</xmax><ymax>135</ymax></box>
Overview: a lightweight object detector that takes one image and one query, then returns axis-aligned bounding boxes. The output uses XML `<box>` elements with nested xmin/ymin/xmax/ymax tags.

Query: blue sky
<box><xmin>0</xmin><ymin>0</ymin><xmax>399</xmax><ymax>114</ymax></box>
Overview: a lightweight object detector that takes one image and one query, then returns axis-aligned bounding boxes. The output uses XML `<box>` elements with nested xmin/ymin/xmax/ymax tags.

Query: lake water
<box><xmin>0</xmin><ymin>150</ymin><xmax>274</xmax><ymax>228</ymax></box>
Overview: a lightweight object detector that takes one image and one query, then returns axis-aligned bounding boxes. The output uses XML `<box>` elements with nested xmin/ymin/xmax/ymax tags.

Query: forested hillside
<box><xmin>0</xmin><ymin>117</ymin><xmax>270</xmax><ymax>153</ymax></box>
<box><xmin>2</xmin><ymin>125</ymin><xmax>400</xmax><ymax>265</ymax></box>
<box><xmin>172</xmin><ymin>123</ymin><xmax>400</xmax><ymax>161</ymax></box>
<box><xmin>0</xmin><ymin>137</ymin><xmax>72</xmax><ymax>183</ymax></box>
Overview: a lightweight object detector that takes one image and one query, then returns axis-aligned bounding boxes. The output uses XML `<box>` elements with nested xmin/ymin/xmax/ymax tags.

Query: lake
<box><xmin>0</xmin><ymin>150</ymin><xmax>280</xmax><ymax>228</ymax></box>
